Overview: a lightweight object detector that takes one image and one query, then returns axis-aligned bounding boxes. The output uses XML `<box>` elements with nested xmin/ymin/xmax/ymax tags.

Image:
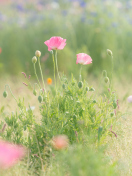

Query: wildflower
<box><xmin>47</xmin><ymin>78</ymin><xmax>52</xmax><ymax>85</ymax></box>
<box><xmin>21</xmin><ymin>72</ymin><xmax>26</xmax><ymax>78</ymax></box>
<box><xmin>76</xmin><ymin>53</ymin><xmax>92</xmax><ymax>65</ymax></box>
<box><xmin>0</xmin><ymin>47</ymin><xmax>2</xmax><ymax>54</ymax></box>
<box><xmin>52</xmin><ymin>135</ymin><xmax>69</xmax><ymax>150</ymax></box>
<box><xmin>44</xmin><ymin>36</ymin><xmax>66</xmax><ymax>51</ymax></box>
<box><xmin>0</xmin><ymin>140</ymin><xmax>25</xmax><ymax>169</ymax></box>
<box><xmin>127</xmin><ymin>95</ymin><xmax>132</xmax><ymax>103</ymax></box>
<box><xmin>23</xmin><ymin>82</ymin><xmax>28</xmax><ymax>86</ymax></box>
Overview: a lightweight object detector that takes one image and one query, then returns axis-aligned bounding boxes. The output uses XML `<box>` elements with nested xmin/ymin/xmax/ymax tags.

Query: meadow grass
<box><xmin>0</xmin><ymin>73</ymin><xmax>131</xmax><ymax>175</ymax></box>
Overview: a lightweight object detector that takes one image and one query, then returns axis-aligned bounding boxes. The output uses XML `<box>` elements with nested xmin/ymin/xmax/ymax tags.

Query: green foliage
<box><xmin>47</xmin><ymin>144</ymin><xmax>118</xmax><ymax>176</ymax></box>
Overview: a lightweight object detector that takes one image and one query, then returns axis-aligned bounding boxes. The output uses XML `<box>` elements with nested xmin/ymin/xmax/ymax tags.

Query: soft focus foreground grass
<box><xmin>0</xmin><ymin>76</ymin><xmax>132</xmax><ymax>175</ymax></box>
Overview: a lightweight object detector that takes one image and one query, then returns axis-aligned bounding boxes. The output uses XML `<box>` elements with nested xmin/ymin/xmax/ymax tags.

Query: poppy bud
<box><xmin>78</xmin><ymin>81</ymin><xmax>83</xmax><ymax>88</ymax></box>
<box><xmin>89</xmin><ymin>87</ymin><xmax>95</xmax><ymax>91</ymax></box>
<box><xmin>62</xmin><ymin>84</ymin><xmax>65</xmax><ymax>89</ymax></box>
<box><xmin>113</xmin><ymin>100</ymin><xmax>117</xmax><ymax>109</ymax></box>
<box><xmin>38</xmin><ymin>96</ymin><xmax>43</xmax><ymax>103</ymax></box>
<box><xmin>33</xmin><ymin>90</ymin><xmax>37</xmax><ymax>96</ymax></box>
<box><xmin>107</xmin><ymin>49</ymin><xmax>113</xmax><ymax>56</ymax></box>
<box><xmin>110</xmin><ymin>112</ymin><xmax>114</xmax><ymax>117</ymax></box>
<box><xmin>104</xmin><ymin>77</ymin><xmax>109</xmax><ymax>83</ymax></box>
<box><xmin>35</xmin><ymin>50</ymin><xmax>41</xmax><ymax>57</ymax></box>
<box><xmin>102</xmin><ymin>70</ymin><xmax>107</xmax><ymax>77</ymax></box>
<box><xmin>3</xmin><ymin>91</ymin><xmax>8</xmax><ymax>98</ymax></box>
<box><xmin>86</xmin><ymin>87</ymin><xmax>89</xmax><ymax>91</ymax></box>
<box><xmin>32</xmin><ymin>56</ymin><xmax>37</xmax><ymax>64</ymax></box>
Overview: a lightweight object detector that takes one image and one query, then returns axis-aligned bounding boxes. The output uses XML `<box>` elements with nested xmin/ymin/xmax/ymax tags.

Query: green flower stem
<box><xmin>110</xmin><ymin>55</ymin><xmax>114</xmax><ymax>90</ymax></box>
<box><xmin>52</xmin><ymin>52</ymin><xmax>56</xmax><ymax>90</ymax></box>
<box><xmin>5</xmin><ymin>84</ymin><xmax>17</xmax><ymax>103</ymax></box>
<box><xmin>55</xmin><ymin>50</ymin><xmax>61</xmax><ymax>82</ymax></box>
<box><xmin>79</xmin><ymin>65</ymin><xmax>82</xmax><ymax>81</ymax></box>
<box><xmin>33</xmin><ymin>63</ymin><xmax>41</xmax><ymax>89</ymax></box>
<box><xmin>34</xmin><ymin>83</ymin><xmax>40</xmax><ymax>90</ymax></box>
<box><xmin>38</xmin><ymin>57</ymin><xmax>46</xmax><ymax>93</ymax></box>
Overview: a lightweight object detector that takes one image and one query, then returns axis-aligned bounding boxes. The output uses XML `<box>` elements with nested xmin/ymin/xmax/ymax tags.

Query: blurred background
<box><xmin>0</xmin><ymin>0</ymin><xmax>132</xmax><ymax>80</ymax></box>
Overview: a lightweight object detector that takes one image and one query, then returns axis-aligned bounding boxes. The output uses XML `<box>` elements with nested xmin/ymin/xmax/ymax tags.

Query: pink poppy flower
<box><xmin>52</xmin><ymin>135</ymin><xmax>69</xmax><ymax>150</ymax></box>
<box><xmin>44</xmin><ymin>36</ymin><xmax>66</xmax><ymax>51</ymax></box>
<box><xmin>0</xmin><ymin>140</ymin><xmax>25</xmax><ymax>169</ymax></box>
<box><xmin>76</xmin><ymin>53</ymin><xmax>92</xmax><ymax>65</ymax></box>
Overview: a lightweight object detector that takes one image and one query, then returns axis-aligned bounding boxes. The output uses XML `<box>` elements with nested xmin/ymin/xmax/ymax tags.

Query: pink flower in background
<box><xmin>0</xmin><ymin>140</ymin><xmax>25</xmax><ymax>169</ymax></box>
<box><xmin>127</xmin><ymin>95</ymin><xmax>132</xmax><ymax>103</ymax></box>
<box><xmin>52</xmin><ymin>135</ymin><xmax>69</xmax><ymax>150</ymax></box>
<box><xmin>44</xmin><ymin>36</ymin><xmax>66</xmax><ymax>51</ymax></box>
<box><xmin>76</xmin><ymin>53</ymin><xmax>92</xmax><ymax>65</ymax></box>
<box><xmin>0</xmin><ymin>47</ymin><xmax>2</xmax><ymax>54</ymax></box>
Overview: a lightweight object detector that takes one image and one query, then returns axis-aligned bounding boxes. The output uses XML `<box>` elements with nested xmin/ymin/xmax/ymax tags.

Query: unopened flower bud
<box><xmin>113</xmin><ymin>100</ymin><xmax>117</xmax><ymax>109</ymax></box>
<box><xmin>78</xmin><ymin>81</ymin><xmax>83</xmax><ymax>88</ymax></box>
<box><xmin>93</xmin><ymin>100</ymin><xmax>96</xmax><ymax>103</ymax></box>
<box><xmin>107</xmin><ymin>49</ymin><xmax>113</xmax><ymax>56</ymax></box>
<box><xmin>3</xmin><ymin>91</ymin><xmax>8</xmax><ymax>98</ymax></box>
<box><xmin>102</xmin><ymin>70</ymin><xmax>107</xmax><ymax>77</ymax></box>
<box><xmin>50</xmin><ymin>50</ymin><xmax>53</xmax><ymax>54</ymax></box>
<box><xmin>33</xmin><ymin>89</ymin><xmax>37</xmax><ymax>96</ymax></box>
<box><xmin>35</xmin><ymin>50</ymin><xmax>41</xmax><ymax>57</ymax></box>
<box><xmin>89</xmin><ymin>87</ymin><xmax>95</xmax><ymax>91</ymax></box>
<box><xmin>110</xmin><ymin>112</ymin><xmax>114</xmax><ymax>117</ymax></box>
<box><xmin>38</xmin><ymin>95</ymin><xmax>43</xmax><ymax>103</ymax></box>
<box><xmin>32</xmin><ymin>56</ymin><xmax>37</xmax><ymax>64</ymax></box>
<box><xmin>62</xmin><ymin>84</ymin><xmax>65</xmax><ymax>89</ymax></box>
<box><xmin>73</xmin><ymin>115</ymin><xmax>77</xmax><ymax>119</ymax></box>
<box><xmin>104</xmin><ymin>77</ymin><xmax>109</xmax><ymax>83</ymax></box>
<box><xmin>86</xmin><ymin>87</ymin><xmax>89</xmax><ymax>91</ymax></box>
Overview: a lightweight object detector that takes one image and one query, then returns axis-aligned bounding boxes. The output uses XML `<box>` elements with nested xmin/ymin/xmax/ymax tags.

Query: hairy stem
<box><xmin>33</xmin><ymin>63</ymin><xmax>41</xmax><ymax>89</ymax></box>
